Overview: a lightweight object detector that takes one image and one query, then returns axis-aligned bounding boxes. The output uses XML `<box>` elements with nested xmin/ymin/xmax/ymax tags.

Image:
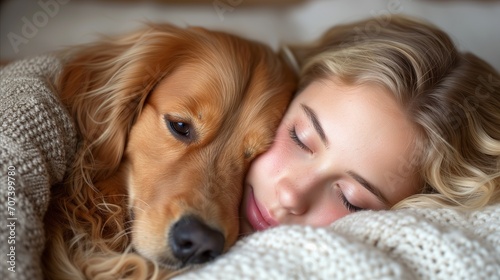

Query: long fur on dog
<box><xmin>42</xmin><ymin>23</ymin><xmax>296</xmax><ymax>279</ymax></box>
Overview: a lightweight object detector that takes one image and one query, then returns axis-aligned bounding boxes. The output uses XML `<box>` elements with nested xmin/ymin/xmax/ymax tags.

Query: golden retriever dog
<box><xmin>42</xmin><ymin>23</ymin><xmax>296</xmax><ymax>279</ymax></box>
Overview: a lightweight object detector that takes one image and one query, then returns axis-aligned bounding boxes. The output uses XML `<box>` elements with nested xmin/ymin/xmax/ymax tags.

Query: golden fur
<box><xmin>43</xmin><ymin>23</ymin><xmax>296</xmax><ymax>279</ymax></box>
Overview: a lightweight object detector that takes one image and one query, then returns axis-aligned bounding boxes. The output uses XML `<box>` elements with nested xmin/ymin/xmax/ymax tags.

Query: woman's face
<box><xmin>240</xmin><ymin>78</ymin><xmax>421</xmax><ymax>234</ymax></box>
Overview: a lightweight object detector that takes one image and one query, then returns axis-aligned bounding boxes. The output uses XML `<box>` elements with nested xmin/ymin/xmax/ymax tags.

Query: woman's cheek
<box><xmin>305</xmin><ymin>204</ymin><xmax>349</xmax><ymax>227</ymax></box>
<box><xmin>270</xmin><ymin>126</ymin><xmax>296</xmax><ymax>167</ymax></box>
<box><xmin>248</xmin><ymin>130</ymin><xmax>288</xmax><ymax>184</ymax></box>
<box><xmin>260</xmin><ymin>139</ymin><xmax>288</xmax><ymax>175</ymax></box>
<box><xmin>249</xmin><ymin>122</ymin><xmax>296</xmax><ymax>189</ymax></box>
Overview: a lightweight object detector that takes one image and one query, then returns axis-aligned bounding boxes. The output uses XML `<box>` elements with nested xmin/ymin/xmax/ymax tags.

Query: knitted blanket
<box><xmin>0</xmin><ymin>55</ymin><xmax>77</xmax><ymax>280</ymax></box>
<box><xmin>176</xmin><ymin>206</ymin><xmax>500</xmax><ymax>279</ymax></box>
<box><xmin>1</xmin><ymin>56</ymin><xmax>499</xmax><ymax>280</ymax></box>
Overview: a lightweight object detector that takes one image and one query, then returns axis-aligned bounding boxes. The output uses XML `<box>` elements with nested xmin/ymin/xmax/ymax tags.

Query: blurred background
<box><xmin>1</xmin><ymin>0</ymin><xmax>499</xmax><ymax>70</ymax></box>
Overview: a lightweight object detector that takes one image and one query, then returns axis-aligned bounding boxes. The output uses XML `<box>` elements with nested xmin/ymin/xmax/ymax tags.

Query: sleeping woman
<box><xmin>180</xmin><ymin>14</ymin><xmax>499</xmax><ymax>280</ymax></box>
<box><xmin>239</xmin><ymin>14</ymin><xmax>499</xmax><ymax>235</ymax></box>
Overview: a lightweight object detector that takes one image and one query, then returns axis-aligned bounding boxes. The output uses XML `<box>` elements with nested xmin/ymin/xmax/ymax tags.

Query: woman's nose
<box><xmin>277</xmin><ymin>179</ymin><xmax>314</xmax><ymax>216</ymax></box>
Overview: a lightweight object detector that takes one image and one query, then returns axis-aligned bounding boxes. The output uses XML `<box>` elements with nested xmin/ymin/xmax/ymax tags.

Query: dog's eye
<box><xmin>170</xmin><ymin>121</ymin><xmax>190</xmax><ymax>136</ymax></box>
<box><xmin>164</xmin><ymin>115</ymin><xmax>196</xmax><ymax>143</ymax></box>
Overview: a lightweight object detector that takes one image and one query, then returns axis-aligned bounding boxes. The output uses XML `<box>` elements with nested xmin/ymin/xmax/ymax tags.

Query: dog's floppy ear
<box><xmin>58</xmin><ymin>24</ymin><xmax>187</xmax><ymax>184</ymax></box>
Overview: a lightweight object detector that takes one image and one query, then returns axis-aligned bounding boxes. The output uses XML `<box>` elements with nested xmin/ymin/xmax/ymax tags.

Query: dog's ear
<box><xmin>58</xmin><ymin>24</ymin><xmax>187</xmax><ymax>183</ymax></box>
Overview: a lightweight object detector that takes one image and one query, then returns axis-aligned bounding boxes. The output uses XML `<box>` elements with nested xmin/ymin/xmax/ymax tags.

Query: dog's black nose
<box><xmin>170</xmin><ymin>215</ymin><xmax>225</xmax><ymax>265</ymax></box>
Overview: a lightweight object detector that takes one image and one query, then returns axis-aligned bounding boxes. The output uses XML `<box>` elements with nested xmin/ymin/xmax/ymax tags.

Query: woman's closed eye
<box><xmin>288</xmin><ymin>125</ymin><xmax>312</xmax><ymax>153</ymax></box>
<box><xmin>288</xmin><ymin>120</ymin><xmax>371</xmax><ymax>214</ymax></box>
<box><xmin>337</xmin><ymin>185</ymin><xmax>364</xmax><ymax>212</ymax></box>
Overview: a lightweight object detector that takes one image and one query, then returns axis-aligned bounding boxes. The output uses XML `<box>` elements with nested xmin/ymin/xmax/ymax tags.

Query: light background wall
<box><xmin>1</xmin><ymin>0</ymin><xmax>499</xmax><ymax>70</ymax></box>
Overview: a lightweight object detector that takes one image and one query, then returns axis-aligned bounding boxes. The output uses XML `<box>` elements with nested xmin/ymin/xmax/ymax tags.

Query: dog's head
<box><xmin>59</xmin><ymin>24</ymin><xmax>296</xmax><ymax>269</ymax></box>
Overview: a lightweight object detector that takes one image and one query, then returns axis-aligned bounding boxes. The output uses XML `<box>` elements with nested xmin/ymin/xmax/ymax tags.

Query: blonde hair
<box><xmin>289</xmin><ymin>15</ymin><xmax>500</xmax><ymax>210</ymax></box>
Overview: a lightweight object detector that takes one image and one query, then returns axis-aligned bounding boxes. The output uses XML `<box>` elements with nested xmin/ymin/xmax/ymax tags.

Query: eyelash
<box><xmin>337</xmin><ymin>186</ymin><xmax>364</xmax><ymax>212</ymax></box>
<box><xmin>288</xmin><ymin>126</ymin><xmax>311</xmax><ymax>152</ymax></box>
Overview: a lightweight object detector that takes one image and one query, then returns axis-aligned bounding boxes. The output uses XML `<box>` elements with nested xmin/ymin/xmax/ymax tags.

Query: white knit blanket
<box><xmin>175</xmin><ymin>206</ymin><xmax>500</xmax><ymax>279</ymax></box>
<box><xmin>1</xmin><ymin>56</ymin><xmax>499</xmax><ymax>280</ymax></box>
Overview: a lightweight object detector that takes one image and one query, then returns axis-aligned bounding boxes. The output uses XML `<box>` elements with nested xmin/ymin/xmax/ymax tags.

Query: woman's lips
<box><xmin>245</xmin><ymin>187</ymin><xmax>279</xmax><ymax>231</ymax></box>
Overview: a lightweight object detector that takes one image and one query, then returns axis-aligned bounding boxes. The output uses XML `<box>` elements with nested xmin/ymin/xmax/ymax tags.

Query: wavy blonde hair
<box><xmin>289</xmin><ymin>15</ymin><xmax>500</xmax><ymax>210</ymax></box>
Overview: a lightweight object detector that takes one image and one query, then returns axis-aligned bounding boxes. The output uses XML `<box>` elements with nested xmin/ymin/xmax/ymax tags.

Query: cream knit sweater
<box><xmin>1</xmin><ymin>56</ymin><xmax>499</xmax><ymax>280</ymax></box>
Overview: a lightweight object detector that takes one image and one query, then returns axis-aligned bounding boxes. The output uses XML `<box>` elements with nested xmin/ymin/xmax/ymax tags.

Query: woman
<box><xmin>239</xmin><ymin>15</ymin><xmax>500</xmax><ymax>235</ymax></box>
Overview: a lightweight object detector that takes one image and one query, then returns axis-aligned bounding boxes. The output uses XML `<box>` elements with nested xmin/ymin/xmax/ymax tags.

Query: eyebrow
<box><xmin>301</xmin><ymin>104</ymin><xmax>328</xmax><ymax>148</ymax></box>
<box><xmin>347</xmin><ymin>170</ymin><xmax>389</xmax><ymax>206</ymax></box>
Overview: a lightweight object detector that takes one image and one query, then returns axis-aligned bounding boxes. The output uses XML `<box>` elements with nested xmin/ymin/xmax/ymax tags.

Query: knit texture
<box><xmin>1</xmin><ymin>55</ymin><xmax>499</xmax><ymax>280</ymax></box>
<box><xmin>175</xmin><ymin>206</ymin><xmax>500</xmax><ymax>280</ymax></box>
<box><xmin>0</xmin><ymin>56</ymin><xmax>77</xmax><ymax>280</ymax></box>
